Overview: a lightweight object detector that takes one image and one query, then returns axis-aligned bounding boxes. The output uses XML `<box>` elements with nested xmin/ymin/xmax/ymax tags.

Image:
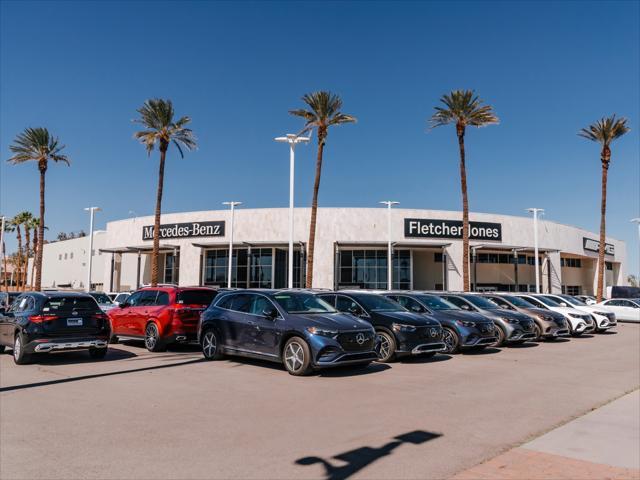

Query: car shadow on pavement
<box><xmin>573</xmin><ymin>334</ymin><xmax>595</xmax><ymax>339</ymax></box>
<box><xmin>295</xmin><ymin>430</ymin><xmax>442</xmax><ymax>480</ymax></box>
<box><xmin>542</xmin><ymin>338</ymin><xmax>571</xmax><ymax>344</ymax></box>
<box><xmin>399</xmin><ymin>354</ymin><xmax>453</xmax><ymax>364</ymax></box>
<box><xmin>9</xmin><ymin>347</ymin><xmax>139</xmax><ymax>366</ymax></box>
<box><xmin>0</xmin><ymin>357</ymin><xmax>204</xmax><ymax>393</ymax></box>
<box><xmin>460</xmin><ymin>347</ymin><xmax>501</xmax><ymax>355</ymax></box>
<box><xmin>317</xmin><ymin>363</ymin><xmax>391</xmax><ymax>377</ymax></box>
<box><xmin>598</xmin><ymin>331</ymin><xmax>618</xmax><ymax>335</ymax></box>
<box><xmin>507</xmin><ymin>342</ymin><xmax>539</xmax><ymax>349</ymax></box>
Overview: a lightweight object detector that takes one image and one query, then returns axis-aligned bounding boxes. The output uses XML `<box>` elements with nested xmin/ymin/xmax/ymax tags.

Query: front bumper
<box><xmin>27</xmin><ymin>336</ymin><xmax>109</xmax><ymax>354</ymax></box>
<box><xmin>395</xmin><ymin>326</ymin><xmax>446</xmax><ymax>355</ymax></box>
<box><xmin>315</xmin><ymin>350</ymin><xmax>379</xmax><ymax>367</ymax></box>
<box><xmin>457</xmin><ymin>323</ymin><xmax>498</xmax><ymax>347</ymax></box>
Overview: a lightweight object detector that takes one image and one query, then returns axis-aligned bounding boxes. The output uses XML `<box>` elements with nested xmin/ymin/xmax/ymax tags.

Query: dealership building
<box><xmin>35</xmin><ymin>207</ymin><xmax>628</xmax><ymax>296</ymax></box>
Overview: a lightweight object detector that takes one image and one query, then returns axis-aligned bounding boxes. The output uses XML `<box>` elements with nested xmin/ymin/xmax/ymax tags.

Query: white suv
<box><xmin>516</xmin><ymin>294</ymin><xmax>595</xmax><ymax>336</ymax></box>
<box><xmin>542</xmin><ymin>294</ymin><xmax>615</xmax><ymax>332</ymax></box>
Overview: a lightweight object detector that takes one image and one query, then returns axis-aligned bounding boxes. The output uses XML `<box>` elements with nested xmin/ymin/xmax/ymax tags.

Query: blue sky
<box><xmin>1</xmin><ymin>1</ymin><xmax>638</xmax><ymax>276</ymax></box>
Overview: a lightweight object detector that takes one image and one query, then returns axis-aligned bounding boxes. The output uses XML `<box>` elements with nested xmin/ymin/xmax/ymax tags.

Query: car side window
<box><xmin>126</xmin><ymin>291</ymin><xmax>144</xmax><ymax>307</ymax></box>
<box><xmin>397</xmin><ymin>296</ymin><xmax>424</xmax><ymax>313</ymax></box>
<box><xmin>138</xmin><ymin>290</ymin><xmax>158</xmax><ymax>306</ymax></box>
<box><xmin>490</xmin><ymin>297</ymin><xmax>511</xmax><ymax>309</ymax></box>
<box><xmin>318</xmin><ymin>294</ymin><xmax>336</xmax><ymax>307</ymax></box>
<box><xmin>336</xmin><ymin>296</ymin><xmax>360</xmax><ymax>312</ymax></box>
<box><xmin>216</xmin><ymin>294</ymin><xmax>235</xmax><ymax>310</ymax></box>
<box><xmin>524</xmin><ymin>297</ymin><xmax>544</xmax><ymax>308</ymax></box>
<box><xmin>619</xmin><ymin>300</ymin><xmax>633</xmax><ymax>307</ymax></box>
<box><xmin>250</xmin><ymin>295</ymin><xmax>273</xmax><ymax>316</ymax></box>
<box><xmin>156</xmin><ymin>292</ymin><xmax>170</xmax><ymax>306</ymax></box>
<box><xmin>444</xmin><ymin>296</ymin><xmax>466</xmax><ymax>309</ymax></box>
<box><xmin>225</xmin><ymin>294</ymin><xmax>251</xmax><ymax>313</ymax></box>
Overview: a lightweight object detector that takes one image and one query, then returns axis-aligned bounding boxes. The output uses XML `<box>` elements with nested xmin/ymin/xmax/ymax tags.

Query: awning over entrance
<box><xmin>470</xmin><ymin>243</ymin><xmax>559</xmax><ymax>254</ymax></box>
<box><xmin>191</xmin><ymin>241</ymin><xmax>305</xmax><ymax>249</ymax></box>
<box><xmin>334</xmin><ymin>241</ymin><xmax>451</xmax><ymax>249</ymax></box>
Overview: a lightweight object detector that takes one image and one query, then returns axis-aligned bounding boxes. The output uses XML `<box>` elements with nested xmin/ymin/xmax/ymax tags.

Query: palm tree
<box><xmin>430</xmin><ymin>90</ymin><xmax>499</xmax><ymax>291</ymax></box>
<box><xmin>2</xmin><ymin>221</ymin><xmax>15</xmax><ymax>293</ymax></box>
<box><xmin>133</xmin><ymin>99</ymin><xmax>196</xmax><ymax>286</ymax></box>
<box><xmin>28</xmin><ymin>217</ymin><xmax>42</xmax><ymax>290</ymax></box>
<box><xmin>289</xmin><ymin>91</ymin><xmax>356</xmax><ymax>288</ymax></box>
<box><xmin>579</xmin><ymin>115</ymin><xmax>630</xmax><ymax>302</ymax></box>
<box><xmin>20</xmin><ymin>212</ymin><xmax>34</xmax><ymax>290</ymax></box>
<box><xmin>7</xmin><ymin>128</ymin><xmax>69</xmax><ymax>291</ymax></box>
<box><xmin>10</xmin><ymin>213</ymin><xmax>28</xmax><ymax>291</ymax></box>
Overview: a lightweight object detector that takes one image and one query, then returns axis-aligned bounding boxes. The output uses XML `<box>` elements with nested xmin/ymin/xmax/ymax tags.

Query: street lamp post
<box><xmin>275</xmin><ymin>133</ymin><xmax>310</xmax><ymax>289</ymax></box>
<box><xmin>527</xmin><ymin>208</ymin><xmax>544</xmax><ymax>293</ymax></box>
<box><xmin>84</xmin><ymin>207</ymin><xmax>101</xmax><ymax>292</ymax></box>
<box><xmin>631</xmin><ymin>218</ymin><xmax>640</xmax><ymax>244</ymax></box>
<box><xmin>0</xmin><ymin>216</ymin><xmax>5</xmax><ymax>291</ymax></box>
<box><xmin>223</xmin><ymin>201</ymin><xmax>242</xmax><ymax>289</ymax></box>
<box><xmin>380</xmin><ymin>201</ymin><xmax>399</xmax><ymax>290</ymax></box>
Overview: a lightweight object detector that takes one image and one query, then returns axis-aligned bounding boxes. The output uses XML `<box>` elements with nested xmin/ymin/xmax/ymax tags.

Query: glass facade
<box><xmin>203</xmin><ymin>247</ymin><xmax>304</xmax><ymax>288</ymax></box>
<box><xmin>337</xmin><ymin>249</ymin><xmax>411</xmax><ymax>290</ymax></box>
<box><xmin>164</xmin><ymin>253</ymin><xmax>179</xmax><ymax>284</ymax></box>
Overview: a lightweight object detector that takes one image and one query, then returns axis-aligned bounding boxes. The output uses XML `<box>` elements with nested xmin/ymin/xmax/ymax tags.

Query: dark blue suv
<box><xmin>198</xmin><ymin>290</ymin><xmax>378</xmax><ymax>376</ymax></box>
<box><xmin>383</xmin><ymin>292</ymin><xmax>498</xmax><ymax>353</ymax></box>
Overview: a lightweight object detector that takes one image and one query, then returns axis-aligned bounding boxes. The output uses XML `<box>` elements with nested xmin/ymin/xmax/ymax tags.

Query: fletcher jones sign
<box><xmin>142</xmin><ymin>221</ymin><xmax>225</xmax><ymax>241</ymax></box>
<box><xmin>405</xmin><ymin>218</ymin><xmax>502</xmax><ymax>241</ymax></box>
<box><xmin>583</xmin><ymin>237</ymin><xmax>615</xmax><ymax>256</ymax></box>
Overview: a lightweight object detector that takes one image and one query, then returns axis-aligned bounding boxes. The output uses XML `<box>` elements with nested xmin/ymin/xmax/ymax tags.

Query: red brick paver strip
<box><xmin>451</xmin><ymin>447</ymin><xmax>640</xmax><ymax>480</ymax></box>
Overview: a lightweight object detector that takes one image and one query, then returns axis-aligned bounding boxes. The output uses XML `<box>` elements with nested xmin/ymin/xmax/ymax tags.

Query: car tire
<box><xmin>201</xmin><ymin>329</ymin><xmax>223</xmax><ymax>360</ymax></box>
<box><xmin>493</xmin><ymin>326</ymin><xmax>506</xmax><ymax>347</ymax></box>
<box><xmin>283</xmin><ymin>337</ymin><xmax>313</xmax><ymax>376</ymax></box>
<box><xmin>533</xmin><ymin>324</ymin><xmax>542</xmax><ymax>341</ymax></box>
<box><xmin>144</xmin><ymin>322</ymin><xmax>166</xmax><ymax>352</ymax></box>
<box><xmin>375</xmin><ymin>330</ymin><xmax>397</xmax><ymax>363</ymax></box>
<box><xmin>13</xmin><ymin>332</ymin><xmax>32</xmax><ymax>365</ymax></box>
<box><xmin>89</xmin><ymin>347</ymin><xmax>108</xmax><ymax>359</ymax></box>
<box><xmin>0</xmin><ymin>345</ymin><xmax>5</xmax><ymax>354</ymax></box>
<box><xmin>442</xmin><ymin>328</ymin><xmax>460</xmax><ymax>354</ymax></box>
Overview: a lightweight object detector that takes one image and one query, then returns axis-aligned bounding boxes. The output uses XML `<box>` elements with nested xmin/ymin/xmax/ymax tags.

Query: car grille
<box><xmin>478</xmin><ymin>323</ymin><xmax>495</xmax><ymax>335</ymax></box>
<box><xmin>417</xmin><ymin>326</ymin><xmax>442</xmax><ymax>340</ymax></box>
<box><xmin>337</xmin><ymin>331</ymin><xmax>375</xmax><ymax>352</ymax></box>
<box><xmin>605</xmin><ymin>312</ymin><xmax>615</xmax><ymax>321</ymax></box>
<box><xmin>521</xmin><ymin>321</ymin><xmax>534</xmax><ymax>331</ymax></box>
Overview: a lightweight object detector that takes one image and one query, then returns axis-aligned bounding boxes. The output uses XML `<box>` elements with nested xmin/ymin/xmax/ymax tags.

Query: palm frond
<box><xmin>133</xmin><ymin>98</ymin><xmax>197</xmax><ymax>156</ymax></box>
<box><xmin>7</xmin><ymin>127</ymin><xmax>70</xmax><ymax>167</ymax></box>
<box><xmin>289</xmin><ymin>91</ymin><xmax>356</xmax><ymax>135</ymax></box>
<box><xmin>429</xmin><ymin>90</ymin><xmax>499</xmax><ymax>129</ymax></box>
<box><xmin>578</xmin><ymin>115</ymin><xmax>630</xmax><ymax>146</ymax></box>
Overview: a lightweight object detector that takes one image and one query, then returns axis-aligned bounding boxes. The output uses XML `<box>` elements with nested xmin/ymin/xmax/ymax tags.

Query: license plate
<box><xmin>67</xmin><ymin>318</ymin><xmax>83</xmax><ymax>326</ymax></box>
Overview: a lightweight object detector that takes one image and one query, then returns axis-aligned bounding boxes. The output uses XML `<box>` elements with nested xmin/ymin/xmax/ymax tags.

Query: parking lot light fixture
<box><xmin>84</xmin><ymin>207</ymin><xmax>101</xmax><ymax>292</ymax></box>
<box><xmin>222</xmin><ymin>201</ymin><xmax>242</xmax><ymax>289</ymax></box>
<box><xmin>380</xmin><ymin>201</ymin><xmax>400</xmax><ymax>290</ymax></box>
<box><xmin>527</xmin><ymin>208</ymin><xmax>545</xmax><ymax>293</ymax></box>
<box><xmin>275</xmin><ymin>133</ymin><xmax>310</xmax><ymax>289</ymax></box>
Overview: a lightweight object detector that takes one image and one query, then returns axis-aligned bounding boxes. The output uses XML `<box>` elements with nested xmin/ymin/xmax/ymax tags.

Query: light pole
<box><xmin>631</xmin><ymin>218</ymin><xmax>640</xmax><ymax>244</ymax></box>
<box><xmin>275</xmin><ymin>133</ymin><xmax>310</xmax><ymax>289</ymax></box>
<box><xmin>527</xmin><ymin>208</ymin><xmax>544</xmax><ymax>293</ymax></box>
<box><xmin>0</xmin><ymin>216</ymin><xmax>5</xmax><ymax>291</ymax></box>
<box><xmin>84</xmin><ymin>207</ymin><xmax>101</xmax><ymax>292</ymax></box>
<box><xmin>380</xmin><ymin>201</ymin><xmax>399</xmax><ymax>290</ymax></box>
<box><xmin>223</xmin><ymin>201</ymin><xmax>242</xmax><ymax>289</ymax></box>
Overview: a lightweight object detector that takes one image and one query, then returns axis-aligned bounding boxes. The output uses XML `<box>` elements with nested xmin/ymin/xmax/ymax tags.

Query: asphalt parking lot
<box><xmin>1</xmin><ymin>324</ymin><xmax>639</xmax><ymax>480</ymax></box>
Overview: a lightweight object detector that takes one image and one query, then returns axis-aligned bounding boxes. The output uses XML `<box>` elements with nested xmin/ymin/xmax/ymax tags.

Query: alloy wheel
<box><xmin>145</xmin><ymin>324</ymin><xmax>158</xmax><ymax>350</ymax></box>
<box><xmin>442</xmin><ymin>329</ymin><xmax>457</xmax><ymax>353</ymax></box>
<box><xmin>284</xmin><ymin>341</ymin><xmax>304</xmax><ymax>372</ymax></box>
<box><xmin>377</xmin><ymin>333</ymin><xmax>391</xmax><ymax>360</ymax></box>
<box><xmin>13</xmin><ymin>335</ymin><xmax>21</xmax><ymax>361</ymax></box>
<box><xmin>202</xmin><ymin>331</ymin><xmax>217</xmax><ymax>358</ymax></box>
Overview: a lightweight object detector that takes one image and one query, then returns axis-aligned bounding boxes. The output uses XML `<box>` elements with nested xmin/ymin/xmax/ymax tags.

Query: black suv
<box><xmin>316</xmin><ymin>291</ymin><xmax>445</xmax><ymax>362</ymax></box>
<box><xmin>198</xmin><ymin>290</ymin><xmax>378</xmax><ymax>376</ymax></box>
<box><xmin>383</xmin><ymin>292</ymin><xmax>498</xmax><ymax>353</ymax></box>
<box><xmin>0</xmin><ymin>292</ymin><xmax>110</xmax><ymax>364</ymax></box>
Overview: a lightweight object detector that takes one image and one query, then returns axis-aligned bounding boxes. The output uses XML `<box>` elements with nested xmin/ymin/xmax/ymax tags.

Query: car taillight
<box><xmin>29</xmin><ymin>315</ymin><xmax>59</xmax><ymax>323</ymax></box>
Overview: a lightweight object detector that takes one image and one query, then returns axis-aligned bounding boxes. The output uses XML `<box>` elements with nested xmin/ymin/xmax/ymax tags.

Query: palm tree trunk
<box><xmin>3</xmin><ymin>240</ymin><xmax>8</xmax><ymax>294</ymax></box>
<box><xmin>151</xmin><ymin>147</ymin><xmax>167</xmax><ymax>287</ymax></box>
<box><xmin>30</xmin><ymin>227</ymin><xmax>37</xmax><ymax>290</ymax></box>
<box><xmin>16</xmin><ymin>226</ymin><xmax>23</xmax><ymax>292</ymax></box>
<box><xmin>596</xmin><ymin>159</ymin><xmax>609</xmax><ymax>302</ymax></box>
<box><xmin>24</xmin><ymin>226</ymin><xmax>31</xmax><ymax>290</ymax></box>
<box><xmin>457</xmin><ymin>126</ymin><xmax>470</xmax><ymax>291</ymax></box>
<box><xmin>306</xmin><ymin>136</ymin><xmax>326</xmax><ymax>288</ymax></box>
<box><xmin>35</xmin><ymin>168</ymin><xmax>46</xmax><ymax>291</ymax></box>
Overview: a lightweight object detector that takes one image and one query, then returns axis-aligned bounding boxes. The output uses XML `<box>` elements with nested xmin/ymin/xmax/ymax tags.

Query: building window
<box><xmin>249</xmin><ymin>248</ymin><xmax>273</xmax><ymax>288</ymax></box>
<box><xmin>562</xmin><ymin>285</ymin><xmax>581</xmax><ymax>295</ymax></box>
<box><xmin>337</xmin><ymin>249</ymin><xmax>410</xmax><ymax>290</ymax></box>
<box><xmin>434</xmin><ymin>252</ymin><xmax>443</xmax><ymax>263</ymax></box>
<box><xmin>527</xmin><ymin>256</ymin><xmax>543</xmax><ymax>266</ymax></box>
<box><xmin>164</xmin><ymin>253</ymin><xmax>180</xmax><ymax>284</ymax></box>
<box><xmin>561</xmin><ymin>258</ymin><xmax>582</xmax><ymax>268</ymax></box>
<box><xmin>58</xmin><ymin>254</ymin><xmax>62</xmax><ymax>260</ymax></box>
<box><xmin>606</xmin><ymin>262</ymin><xmax>613</xmax><ymax>271</ymax></box>
<box><xmin>70</xmin><ymin>252</ymin><xmax>73</xmax><ymax>259</ymax></box>
<box><xmin>64</xmin><ymin>253</ymin><xmax>68</xmax><ymax>260</ymax></box>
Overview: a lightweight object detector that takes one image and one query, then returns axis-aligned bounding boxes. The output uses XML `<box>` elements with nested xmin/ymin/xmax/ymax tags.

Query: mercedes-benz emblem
<box><xmin>430</xmin><ymin>328</ymin><xmax>437</xmax><ymax>337</ymax></box>
<box><xmin>355</xmin><ymin>333</ymin><xmax>366</xmax><ymax>345</ymax></box>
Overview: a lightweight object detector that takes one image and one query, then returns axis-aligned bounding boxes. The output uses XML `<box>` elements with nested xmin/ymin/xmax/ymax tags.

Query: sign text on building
<box><xmin>583</xmin><ymin>237</ymin><xmax>615</xmax><ymax>255</ymax></box>
<box><xmin>404</xmin><ymin>218</ymin><xmax>502</xmax><ymax>241</ymax></box>
<box><xmin>142</xmin><ymin>221</ymin><xmax>225</xmax><ymax>241</ymax></box>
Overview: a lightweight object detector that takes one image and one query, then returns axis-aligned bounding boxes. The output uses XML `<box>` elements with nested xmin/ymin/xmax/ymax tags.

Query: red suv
<box><xmin>108</xmin><ymin>286</ymin><xmax>219</xmax><ymax>352</ymax></box>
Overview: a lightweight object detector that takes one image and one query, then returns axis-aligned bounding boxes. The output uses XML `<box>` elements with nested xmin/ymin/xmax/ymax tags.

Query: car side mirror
<box><xmin>460</xmin><ymin>304</ymin><xmax>470</xmax><ymax>310</ymax></box>
<box><xmin>348</xmin><ymin>305</ymin><xmax>364</xmax><ymax>316</ymax></box>
<box><xmin>262</xmin><ymin>306</ymin><xmax>278</xmax><ymax>319</ymax></box>
<box><xmin>410</xmin><ymin>305</ymin><xmax>423</xmax><ymax>313</ymax></box>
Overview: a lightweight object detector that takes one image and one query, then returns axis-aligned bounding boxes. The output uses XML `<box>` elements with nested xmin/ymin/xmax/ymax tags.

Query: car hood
<box><xmin>548</xmin><ymin>306</ymin><xmax>587</xmax><ymax>316</ymax></box>
<box><xmin>573</xmin><ymin>305</ymin><xmax>612</xmax><ymax>315</ymax></box>
<box><xmin>478</xmin><ymin>308</ymin><xmax>533</xmax><ymax>322</ymax></box>
<box><xmin>293</xmin><ymin>312</ymin><xmax>373</xmax><ymax>331</ymax></box>
<box><xmin>527</xmin><ymin>308</ymin><xmax>564</xmax><ymax>321</ymax></box>
<box><xmin>432</xmin><ymin>310</ymin><xmax>493</xmax><ymax>324</ymax></box>
<box><xmin>373</xmin><ymin>310</ymin><xmax>439</xmax><ymax>326</ymax></box>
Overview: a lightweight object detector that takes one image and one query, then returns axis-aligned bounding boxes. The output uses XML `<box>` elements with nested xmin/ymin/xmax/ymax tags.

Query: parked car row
<box><xmin>0</xmin><ymin>286</ymin><xmax>635</xmax><ymax>374</ymax></box>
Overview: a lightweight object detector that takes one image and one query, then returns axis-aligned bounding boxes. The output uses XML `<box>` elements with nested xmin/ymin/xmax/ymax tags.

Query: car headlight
<box><xmin>568</xmin><ymin>313</ymin><xmax>582</xmax><ymax>318</ymax></box>
<box><xmin>454</xmin><ymin>320</ymin><xmax>476</xmax><ymax>327</ymax></box>
<box><xmin>501</xmin><ymin>317</ymin><xmax>520</xmax><ymax>324</ymax></box>
<box><xmin>392</xmin><ymin>323</ymin><xmax>417</xmax><ymax>333</ymax></box>
<box><xmin>594</xmin><ymin>311</ymin><xmax>609</xmax><ymax>317</ymax></box>
<box><xmin>306</xmin><ymin>327</ymin><xmax>338</xmax><ymax>338</ymax></box>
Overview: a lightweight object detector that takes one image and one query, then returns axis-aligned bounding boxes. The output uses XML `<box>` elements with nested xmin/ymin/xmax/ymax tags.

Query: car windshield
<box><xmin>90</xmin><ymin>293</ymin><xmax>112</xmax><ymax>304</ymax></box>
<box><xmin>536</xmin><ymin>296</ymin><xmax>561</xmax><ymax>307</ymax></box>
<box><xmin>273</xmin><ymin>293</ymin><xmax>336</xmax><ymax>314</ymax></box>
<box><xmin>558</xmin><ymin>295</ymin><xmax>585</xmax><ymax>306</ymax></box>
<box><xmin>177</xmin><ymin>290</ymin><xmax>218</xmax><ymax>306</ymax></box>
<box><xmin>354</xmin><ymin>294</ymin><xmax>405</xmax><ymax>312</ymax></box>
<box><xmin>501</xmin><ymin>295</ymin><xmax>535</xmax><ymax>308</ymax></box>
<box><xmin>417</xmin><ymin>295</ymin><xmax>460</xmax><ymax>310</ymax></box>
<box><xmin>463</xmin><ymin>295</ymin><xmax>500</xmax><ymax>309</ymax></box>
<box><xmin>43</xmin><ymin>296</ymin><xmax>101</xmax><ymax>314</ymax></box>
